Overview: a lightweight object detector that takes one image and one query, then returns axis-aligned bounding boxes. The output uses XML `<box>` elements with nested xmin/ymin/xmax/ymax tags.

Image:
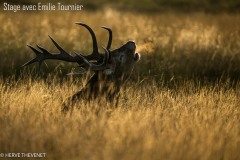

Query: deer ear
<box><xmin>134</xmin><ymin>53</ymin><xmax>141</xmax><ymax>62</ymax></box>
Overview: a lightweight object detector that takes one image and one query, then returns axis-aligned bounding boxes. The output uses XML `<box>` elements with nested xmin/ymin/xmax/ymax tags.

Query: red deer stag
<box><xmin>22</xmin><ymin>22</ymin><xmax>140</xmax><ymax>112</ymax></box>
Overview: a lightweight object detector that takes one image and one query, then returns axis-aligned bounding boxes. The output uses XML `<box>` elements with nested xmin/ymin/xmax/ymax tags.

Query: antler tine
<box><xmin>75</xmin><ymin>22</ymin><xmax>100</xmax><ymax>59</ymax></box>
<box><xmin>48</xmin><ymin>35</ymin><xmax>70</xmax><ymax>56</ymax></box>
<box><xmin>75</xmin><ymin>46</ymin><xmax>109</xmax><ymax>71</ymax></box>
<box><xmin>21</xmin><ymin>45</ymin><xmax>40</xmax><ymax>67</ymax></box>
<box><xmin>36</xmin><ymin>44</ymin><xmax>51</xmax><ymax>55</ymax></box>
<box><xmin>101</xmin><ymin>26</ymin><xmax>112</xmax><ymax>50</ymax></box>
<box><xmin>102</xmin><ymin>46</ymin><xmax>110</xmax><ymax>65</ymax></box>
<box><xmin>21</xmin><ymin>45</ymin><xmax>45</xmax><ymax>75</ymax></box>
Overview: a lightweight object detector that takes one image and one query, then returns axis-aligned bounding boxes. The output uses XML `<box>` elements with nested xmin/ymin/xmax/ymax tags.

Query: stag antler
<box><xmin>22</xmin><ymin>22</ymin><xmax>112</xmax><ymax>75</ymax></box>
<box><xmin>100</xmin><ymin>26</ymin><xmax>112</xmax><ymax>50</ymax></box>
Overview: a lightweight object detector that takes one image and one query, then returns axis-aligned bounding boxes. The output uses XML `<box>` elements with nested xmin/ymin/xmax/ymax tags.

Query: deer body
<box><xmin>22</xmin><ymin>22</ymin><xmax>140</xmax><ymax>111</ymax></box>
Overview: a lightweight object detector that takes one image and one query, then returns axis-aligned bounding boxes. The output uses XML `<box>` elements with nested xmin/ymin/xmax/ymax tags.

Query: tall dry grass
<box><xmin>0</xmin><ymin>9</ymin><xmax>240</xmax><ymax>160</ymax></box>
<box><xmin>0</xmin><ymin>77</ymin><xmax>240</xmax><ymax>160</ymax></box>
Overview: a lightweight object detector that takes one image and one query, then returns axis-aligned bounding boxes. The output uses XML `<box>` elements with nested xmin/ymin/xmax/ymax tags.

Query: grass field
<box><xmin>0</xmin><ymin>7</ymin><xmax>240</xmax><ymax>160</ymax></box>
<box><xmin>1</xmin><ymin>76</ymin><xmax>240</xmax><ymax>160</ymax></box>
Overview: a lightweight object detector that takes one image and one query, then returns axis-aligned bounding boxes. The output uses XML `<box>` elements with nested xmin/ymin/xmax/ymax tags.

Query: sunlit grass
<box><xmin>1</xmin><ymin>9</ymin><xmax>240</xmax><ymax>160</ymax></box>
<box><xmin>0</xmin><ymin>77</ymin><xmax>239</xmax><ymax>160</ymax></box>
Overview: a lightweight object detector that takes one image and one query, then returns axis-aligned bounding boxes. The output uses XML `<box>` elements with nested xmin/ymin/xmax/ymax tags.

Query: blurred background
<box><xmin>1</xmin><ymin>0</ymin><xmax>240</xmax><ymax>83</ymax></box>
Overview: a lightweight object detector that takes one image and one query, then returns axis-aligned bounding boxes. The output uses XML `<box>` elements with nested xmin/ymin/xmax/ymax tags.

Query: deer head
<box><xmin>22</xmin><ymin>22</ymin><xmax>140</xmax><ymax>110</ymax></box>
